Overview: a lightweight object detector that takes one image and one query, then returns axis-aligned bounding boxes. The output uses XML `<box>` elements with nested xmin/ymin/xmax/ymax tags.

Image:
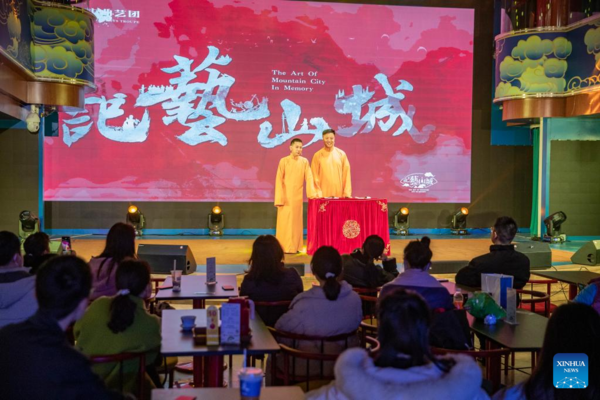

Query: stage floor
<box><xmin>64</xmin><ymin>234</ymin><xmax>576</xmax><ymax>271</ymax></box>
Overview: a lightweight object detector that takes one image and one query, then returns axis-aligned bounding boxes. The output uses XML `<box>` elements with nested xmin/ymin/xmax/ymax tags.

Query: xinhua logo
<box><xmin>554</xmin><ymin>354</ymin><xmax>588</xmax><ymax>389</ymax></box>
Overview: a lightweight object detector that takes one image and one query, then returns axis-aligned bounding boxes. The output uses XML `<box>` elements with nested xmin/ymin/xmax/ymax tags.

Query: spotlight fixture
<box><xmin>394</xmin><ymin>207</ymin><xmax>410</xmax><ymax>236</ymax></box>
<box><xmin>451</xmin><ymin>207</ymin><xmax>469</xmax><ymax>235</ymax></box>
<box><xmin>126</xmin><ymin>205</ymin><xmax>145</xmax><ymax>236</ymax></box>
<box><xmin>18</xmin><ymin>210</ymin><xmax>39</xmax><ymax>241</ymax></box>
<box><xmin>543</xmin><ymin>211</ymin><xmax>567</xmax><ymax>243</ymax></box>
<box><xmin>208</xmin><ymin>206</ymin><xmax>224</xmax><ymax>236</ymax></box>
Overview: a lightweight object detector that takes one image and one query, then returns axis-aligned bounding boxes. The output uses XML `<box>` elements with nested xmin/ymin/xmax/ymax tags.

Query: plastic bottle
<box><xmin>453</xmin><ymin>288</ymin><xmax>464</xmax><ymax>310</ymax></box>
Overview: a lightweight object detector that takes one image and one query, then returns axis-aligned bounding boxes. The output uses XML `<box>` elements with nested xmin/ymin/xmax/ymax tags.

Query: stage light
<box><xmin>208</xmin><ymin>206</ymin><xmax>224</xmax><ymax>236</ymax></box>
<box><xmin>18</xmin><ymin>210</ymin><xmax>39</xmax><ymax>241</ymax></box>
<box><xmin>126</xmin><ymin>205</ymin><xmax>145</xmax><ymax>236</ymax></box>
<box><xmin>543</xmin><ymin>211</ymin><xmax>567</xmax><ymax>243</ymax></box>
<box><xmin>451</xmin><ymin>207</ymin><xmax>469</xmax><ymax>235</ymax></box>
<box><xmin>394</xmin><ymin>207</ymin><xmax>410</xmax><ymax>235</ymax></box>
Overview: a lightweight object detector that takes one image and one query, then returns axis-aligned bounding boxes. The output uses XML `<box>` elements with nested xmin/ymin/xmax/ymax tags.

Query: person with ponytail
<box><xmin>75</xmin><ymin>259</ymin><xmax>160</xmax><ymax>396</ymax></box>
<box><xmin>342</xmin><ymin>235</ymin><xmax>398</xmax><ymax>289</ymax></box>
<box><xmin>274</xmin><ymin>246</ymin><xmax>363</xmax><ymax>377</ymax></box>
<box><xmin>23</xmin><ymin>232</ymin><xmax>56</xmax><ymax>275</ymax></box>
<box><xmin>380</xmin><ymin>236</ymin><xmax>453</xmax><ymax>310</ymax></box>
<box><xmin>89</xmin><ymin>223</ymin><xmax>137</xmax><ymax>300</ymax></box>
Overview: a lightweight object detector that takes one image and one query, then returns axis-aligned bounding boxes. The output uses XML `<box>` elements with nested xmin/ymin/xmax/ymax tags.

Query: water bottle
<box><xmin>453</xmin><ymin>288</ymin><xmax>464</xmax><ymax>310</ymax></box>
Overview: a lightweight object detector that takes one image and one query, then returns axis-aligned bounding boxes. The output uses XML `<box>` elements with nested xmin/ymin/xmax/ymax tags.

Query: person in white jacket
<box><xmin>0</xmin><ymin>231</ymin><xmax>37</xmax><ymax>328</ymax></box>
<box><xmin>306</xmin><ymin>289</ymin><xmax>489</xmax><ymax>400</ymax></box>
<box><xmin>273</xmin><ymin>246</ymin><xmax>363</xmax><ymax>378</ymax></box>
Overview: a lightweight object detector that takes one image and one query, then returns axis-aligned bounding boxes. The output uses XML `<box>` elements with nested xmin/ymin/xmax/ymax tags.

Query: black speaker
<box><xmin>137</xmin><ymin>244</ymin><xmax>196</xmax><ymax>275</ymax></box>
<box><xmin>571</xmin><ymin>240</ymin><xmax>600</xmax><ymax>266</ymax></box>
<box><xmin>428</xmin><ymin>260</ymin><xmax>470</xmax><ymax>274</ymax></box>
<box><xmin>514</xmin><ymin>241</ymin><xmax>552</xmax><ymax>270</ymax></box>
<box><xmin>284</xmin><ymin>262</ymin><xmax>305</xmax><ymax>276</ymax></box>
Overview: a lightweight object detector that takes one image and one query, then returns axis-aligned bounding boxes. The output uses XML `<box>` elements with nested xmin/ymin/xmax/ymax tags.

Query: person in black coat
<box><xmin>0</xmin><ymin>256</ymin><xmax>126</xmax><ymax>400</ymax></box>
<box><xmin>455</xmin><ymin>216</ymin><xmax>530</xmax><ymax>289</ymax></box>
<box><xmin>342</xmin><ymin>235</ymin><xmax>398</xmax><ymax>289</ymax></box>
<box><xmin>240</xmin><ymin>235</ymin><xmax>304</xmax><ymax>327</ymax></box>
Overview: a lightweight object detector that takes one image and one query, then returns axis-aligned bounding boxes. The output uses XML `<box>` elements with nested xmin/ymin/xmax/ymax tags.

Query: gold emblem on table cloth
<box><xmin>342</xmin><ymin>220</ymin><xmax>361</xmax><ymax>239</ymax></box>
<box><xmin>318</xmin><ymin>201</ymin><xmax>330</xmax><ymax>213</ymax></box>
<box><xmin>377</xmin><ymin>201</ymin><xmax>388</xmax><ymax>212</ymax></box>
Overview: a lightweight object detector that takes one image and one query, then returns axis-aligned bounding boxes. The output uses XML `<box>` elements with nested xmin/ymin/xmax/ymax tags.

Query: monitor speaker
<box><xmin>284</xmin><ymin>262</ymin><xmax>305</xmax><ymax>276</ymax></box>
<box><xmin>137</xmin><ymin>244</ymin><xmax>196</xmax><ymax>275</ymax></box>
<box><xmin>571</xmin><ymin>240</ymin><xmax>600</xmax><ymax>266</ymax></box>
<box><xmin>514</xmin><ymin>241</ymin><xmax>552</xmax><ymax>270</ymax></box>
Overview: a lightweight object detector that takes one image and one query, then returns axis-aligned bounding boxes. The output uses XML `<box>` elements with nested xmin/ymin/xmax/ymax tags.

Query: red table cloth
<box><xmin>307</xmin><ymin>198</ymin><xmax>391</xmax><ymax>255</ymax></box>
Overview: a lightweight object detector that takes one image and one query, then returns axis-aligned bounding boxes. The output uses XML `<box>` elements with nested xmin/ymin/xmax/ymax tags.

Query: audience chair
<box><xmin>517</xmin><ymin>289</ymin><xmax>551</xmax><ymax>317</ymax></box>
<box><xmin>89</xmin><ymin>352</ymin><xmax>146</xmax><ymax>399</ymax></box>
<box><xmin>522</xmin><ymin>279</ymin><xmax>559</xmax><ymax>314</ymax></box>
<box><xmin>363</xmin><ymin>335</ymin><xmax>380</xmax><ymax>355</ymax></box>
<box><xmin>268</xmin><ymin>327</ymin><xmax>358</xmax><ymax>392</ymax></box>
<box><xmin>432</xmin><ymin>346</ymin><xmax>510</xmax><ymax>393</ymax></box>
<box><xmin>358</xmin><ymin>294</ymin><xmax>379</xmax><ymax>321</ymax></box>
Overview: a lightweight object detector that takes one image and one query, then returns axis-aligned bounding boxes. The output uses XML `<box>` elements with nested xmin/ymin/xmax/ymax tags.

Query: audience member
<box><xmin>23</xmin><ymin>231</ymin><xmax>56</xmax><ymax>274</ymax></box>
<box><xmin>493</xmin><ymin>302</ymin><xmax>600</xmax><ymax>400</ymax></box>
<box><xmin>0</xmin><ymin>231</ymin><xmax>37</xmax><ymax>328</ymax></box>
<box><xmin>573</xmin><ymin>277</ymin><xmax>600</xmax><ymax>313</ymax></box>
<box><xmin>455</xmin><ymin>216</ymin><xmax>530</xmax><ymax>289</ymax></box>
<box><xmin>342</xmin><ymin>235</ymin><xmax>398</xmax><ymax>289</ymax></box>
<box><xmin>90</xmin><ymin>223</ymin><xmax>136</xmax><ymax>300</ymax></box>
<box><xmin>75</xmin><ymin>259</ymin><xmax>160</xmax><ymax>394</ymax></box>
<box><xmin>0</xmin><ymin>256</ymin><xmax>125</xmax><ymax>399</ymax></box>
<box><xmin>274</xmin><ymin>246</ymin><xmax>362</xmax><ymax>376</ymax></box>
<box><xmin>240</xmin><ymin>235</ymin><xmax>303</xmax><ymax>326</ymax></box>
<box><xmin>307</xmin><ymin>289</ymin><xmax>488</xmax><ymax>399</ymax></box>
<box><xmin>380</xmin><ymin>237</ymin><xmax>452</xmax><ymax>310</ymax></box>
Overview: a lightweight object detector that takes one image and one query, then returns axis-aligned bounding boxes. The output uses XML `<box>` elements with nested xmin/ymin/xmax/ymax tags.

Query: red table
<box><xmin>307</xmin><ymin>198</ymin><xmax>391</xmax><ymax>255</ymax></box>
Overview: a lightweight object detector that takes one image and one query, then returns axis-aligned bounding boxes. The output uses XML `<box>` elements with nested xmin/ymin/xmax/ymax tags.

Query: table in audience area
<box><xmin>161</xmin><ymin>309</ymin><xmax>280</xmax><ymax>388</ymax></box>
<box><xmin>307</xmin><ymin>198</ymin><xmax>390</xmax><ymax>255</ymax></box>
<box><xmin>533</xmin><ymin>270</ymin><xmax>600</xmax><ymax>299</ymax></box>
<box><xmin>152</xmin><ymin>387</ymin><xmax>304</xmax><ymax>400</ymax></box>
<box><xmin>156</xmin><ymin>275</ymin><xmax>239</xmax><ymax>308</ymax></box>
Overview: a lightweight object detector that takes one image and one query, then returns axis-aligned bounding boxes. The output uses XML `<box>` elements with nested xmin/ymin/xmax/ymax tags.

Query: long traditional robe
<box><xmin>311</xmin><ymin>147</ymin><xmax>352</xmax><ymax>197</ymax></box>
<box><xmin>275</xmin><ymin>155</ymin><xmax>317</xmax><ymax>253</ymax></box>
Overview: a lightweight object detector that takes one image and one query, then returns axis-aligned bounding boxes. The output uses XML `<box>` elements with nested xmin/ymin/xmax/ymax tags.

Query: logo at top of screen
<box><xmin>91</xmin><ymin>8</ymin><xmax>140</xmax><ymax>24</ymax></box>
<box><xmin>401</xmin><ymin>172</ymin><xmax>437</xmax><ymax>193</ymax></box>
<box><xmin>553</xmin><ymin>354</ymin><xmax>588</xmax><ymax>389</ymax></box>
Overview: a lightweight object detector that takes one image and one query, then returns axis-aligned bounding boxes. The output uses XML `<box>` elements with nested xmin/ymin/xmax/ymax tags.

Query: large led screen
<box><xmin>43</xmin><ymin>0</ymin><xmax>474</xmax><ymax>202</ymax></box>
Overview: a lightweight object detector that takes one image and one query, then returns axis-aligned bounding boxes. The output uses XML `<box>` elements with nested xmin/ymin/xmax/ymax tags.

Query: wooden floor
<box><xmin>68</xmin><ymin>236</ymin><xmax>575</xmax><ymax>266</ymax></box>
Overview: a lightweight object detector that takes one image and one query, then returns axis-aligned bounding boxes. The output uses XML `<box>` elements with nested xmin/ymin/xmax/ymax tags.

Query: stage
<box><xmin>63</xmin><ymin>234</ymin><xmax>577</xmax><ymax>274</ymax></box>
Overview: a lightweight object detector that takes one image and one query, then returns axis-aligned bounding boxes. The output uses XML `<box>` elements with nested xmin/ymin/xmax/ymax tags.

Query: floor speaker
<box><xmin>514</xmin><ymin>241</ymin><xmax>552</xmax><ymax>270</ymax></box>
<box><xmin>284</xmin><ymin>262</ymin><xmax>305</xmax><ymax>276</ymax></box>
<box><xmin>138</xmin><ymin>244</ymin><xmax>196</xmax><ymax>275</ymax></box>
<box><xmin>571</xmin><ymin>240</ymin><xmax>600</xmax><ymax>266</ymax></box>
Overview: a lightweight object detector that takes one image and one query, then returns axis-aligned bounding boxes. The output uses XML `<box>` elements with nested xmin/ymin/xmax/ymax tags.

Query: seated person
<box><xmin>342</xmin><ymin>235</ymin><xmax>398</xmax><ymax>289</ymax></box>
<box><xmin>0</xmin><ymin>255</ymin><xmax>125</xmax><ymax>399</ymax></box>
<box><xmin>90</xmin><ymin>223</ymin><xmax>137</xmax><ymax>300</ymax></box>
<box><xmin>274</xmin><ymin>246</ymin><xmax>363</xmax><ymax>377</ymax></box>
<box><xmin>23</xmin><ymin>232</ymin><xmax>56</xmax><ymax>275</ymax></box>
<box><xmin>455</xmin><ymin>216</ymin><xmax>530</xmax><ymax>289</ymax></box>
<box><xmin>75</xmin><ymin>259</ymin><xmax>160</xmax><ymax>394</ymax></box>
<box><xmin>493</xmin><ymin>303</ymin><xmax>600</xmax><ymax>400</ymax></box>
<box><xmin>306</xmin><ymin>289</ymin><xmax>488</xmax><ymax>400</ymax></box>
<box><xmin>0</xmin><ymin>231</ymin><xmax>37</xmax><ymax>328</ymax></box>
<box><xmin>380</xmin><ymin>237</ymin><xmax>452</xmax><ymax>311</ymax></box>
<box><xmin>240</xmin><ymin>235</ymin><xmax>303</xmax><ymax>327</ymax></box>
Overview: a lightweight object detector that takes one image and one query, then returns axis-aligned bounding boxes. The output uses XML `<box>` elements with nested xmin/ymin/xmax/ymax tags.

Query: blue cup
<box><xmin>239</xmin><ymin>367</ymin><xmax>262</xmax><ymax>399</ymax></box>
<box><xmin>181</xmin><ymin>315</ymin><xmax>196</xmax><ymax>331</ymax></box>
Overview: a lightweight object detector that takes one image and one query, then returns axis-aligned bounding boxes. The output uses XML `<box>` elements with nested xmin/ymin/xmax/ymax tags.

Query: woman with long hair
<box><xmin>23</xmin><ymin>232</ymin><xmax>55</xmax><ymax>275</ymax></box>
<box><xmin>307</xmin><ymin>289</ymin><xmax>488</xmax><ymax>400</ymax></box>
<box><xmin>240</xmin><ymin>235</ymin><xmax>303</xmax><ymax>326</ymax></box>
<box><xmin>89</xmin><ymin>222</ymin><xmax>136</xmax><ymax>300</ymax></box>
<box><xmin>493</xmin><ymin>302</ymin><xmax>600</xmax><ymax>400</ymax></box>
<box><xmin>274</xmin><ymin>246</ymin><xmax>363</xmax><ymax>376</ymax></box>
<box><xmin>342</xmin><ymin>234</ymin><xmax>398</xmax><ymax>289</ymax></box>
<box><xmin>75</xmin><ymin>259</ymin><xmax>160</xmax><ymax>397</ymax></box>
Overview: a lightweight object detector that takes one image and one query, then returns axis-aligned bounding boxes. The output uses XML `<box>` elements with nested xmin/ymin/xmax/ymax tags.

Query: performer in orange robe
<box><xmin>275</xmin><ymin>138</ymin><xmax>317</xmax><ymax>253</ymax></box>
<box><xmin>311</xmin><ymin>129</ymin><xmax>352</xmax><ymax>198</ymax></box>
